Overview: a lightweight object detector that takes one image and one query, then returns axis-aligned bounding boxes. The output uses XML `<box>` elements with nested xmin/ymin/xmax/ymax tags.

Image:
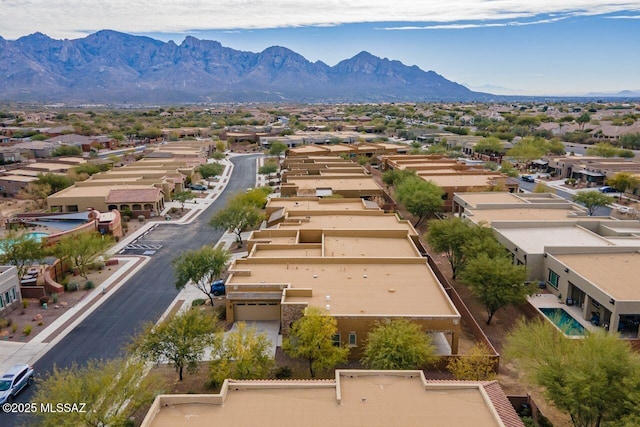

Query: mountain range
<box><xmin>0</xmin><ymin>30</ymin><xmax>492</xmax><ymax>103</ymax></box>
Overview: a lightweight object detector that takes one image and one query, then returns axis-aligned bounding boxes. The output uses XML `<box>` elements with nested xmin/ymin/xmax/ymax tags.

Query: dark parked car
<box><xmin>211</xmin><ymin>279</ymin><xmax>226</xmax><ymax>296</ymax></box>
<box><xmin>521</xmin><ymin>175</ymin><xmax>535</xmax><ymax>183</ymax></box>
<box><xmin>599</xmin><ymin>186</ymin><xmax>617</xmax><ymax>193</ymax></box>
<box><xmin>0</xmin><ymin>364</ymin><xmax>34</xmax><ymax>404</ymax></box>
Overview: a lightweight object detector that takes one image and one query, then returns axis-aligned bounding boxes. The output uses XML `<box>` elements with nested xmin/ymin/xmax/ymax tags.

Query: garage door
<box><xmin>234</xmin><ymin>302</ymin><xmax>280</xmax><ymax>321</ymax></box>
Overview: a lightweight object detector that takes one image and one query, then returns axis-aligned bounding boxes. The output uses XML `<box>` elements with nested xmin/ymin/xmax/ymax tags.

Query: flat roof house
<box><xmin>226</xmin><ymin>197</ymin><xmax>461</xmax><ymax>357</ymax></box>
<box><xmin>0</xmin><ymin>266</ymin><xmax>21</xmax><ymax>317</ymax></box>
<box><xmin>141</xmin><ymin>370</ymin><xmax>524</xmax><ymax>427</ymax></box>
<box><xmin>544</xmin><ymin>248</ymin><xmax>640</xmax><ymax>338</ymax></box>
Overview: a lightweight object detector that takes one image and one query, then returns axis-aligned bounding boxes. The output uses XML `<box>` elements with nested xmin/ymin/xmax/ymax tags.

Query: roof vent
<box><xmin>325</xmin><ymin>304</ymin><xmax>331</xmax><ymax>311</ymax></box>
<box><xmin>388</xmin><ymin>288</ymin><xmax>396</xmax><ymax>293</ymax></box>
<box><xmin>326</xmin><ymin>295</ymin><xmax>331</xmax><ymax>302</ymax></box>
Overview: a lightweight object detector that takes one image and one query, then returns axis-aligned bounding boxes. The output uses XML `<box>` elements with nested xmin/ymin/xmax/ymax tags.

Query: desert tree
<box><xmin>132</xmin><ymin>308</ymin><xmax>220</xmax><ymax>381</ymax></box>
<box><xmin>172</xmin><ymin>245</ymin><xmax>231</xmax><ymax>306</ymax></box>
<box><xmin>505</xmin><ymin>318</ymin><xmax>640</xmax><ymax>427</ymax></box>
<box><xmin>447</xmin><ymin>343</ymin><xmax>497</xmax><ymax>381</ymax></box>
<box><xmin>31</xmin><ymin>358</ymin><xmax>164</xmax><ymax>427</ymax></box>
<box><xmin>209</xmin><ymin>197</ymin><xmax>263</xmax><ymax>245</ymax></box>
<box><xmin>172</xmin><ymin>190</ymin><xmax>196</xmax><ymax>210</ymax></box>
<box><xmin>573</xmin><ymin>191</ymin><xmax>613</xmax><ymax>216</ymax></box>
<box><xmin>395</xmin><ymin>176</ymin><xmax>444</xmax><ymax>226</ymax></box>
<box><xmin>459</xmin><ymin>254</ymin><xmax>530</xmax><ymax>325</ymax></box>
<box><xmin>361</xmin><ymin>319</ymin><xmax>436</xmax><ymax>370</ymax></box>
<box><xmin>282</xmin><ymin>306</ymin><xmax>349</xmax><ymax>378</ymax></box>
<box><xmin>0</xmin><ymin>232</ymin><xmax>46</xmax><ymax>278</ymax></box>
<box><xmin>210</xmin><ymin>322</ymin><xmax>274</xmax><ymax>386</ymax></box>
<box><xmin>54</xmin><ymin>232</ymin><xmax>113</xmax><ymax>279</ymax></box>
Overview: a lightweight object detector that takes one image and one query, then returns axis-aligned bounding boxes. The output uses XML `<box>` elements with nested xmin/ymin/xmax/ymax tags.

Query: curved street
<box><xmin>3</xmin><ymin>154</ymin><xmax>260</xmax><ymax>426</ymax></box>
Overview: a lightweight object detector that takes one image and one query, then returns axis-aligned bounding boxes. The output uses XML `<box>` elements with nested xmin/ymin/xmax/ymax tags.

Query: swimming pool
<box><xmin>540</xmin><ymin>307</ymin><xmax>588</xmax><ymax>336</ymax></box>
<box><xmin>25</xmin><ymin>232</ymin><xmax>48</xmax><ymax>242</ymax></box>
<box><xmin>0</xmin><ymin>232</ymin><xmax>49</xmax><ymax>254</ymax></box>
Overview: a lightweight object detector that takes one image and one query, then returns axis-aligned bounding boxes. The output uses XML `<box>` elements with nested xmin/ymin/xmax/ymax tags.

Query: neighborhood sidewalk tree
<box><xmin>361</xmin><ymin>319</ymin><xmax>436</xmax><ymax>370</ymax></box>
<box><xmin>132</xmin><ymin>308</ymin><xmax>220</xmax><ymax>381</ymax></box>
<box><xmin>31</xmin><ymin>358</ymin><xmax>164</xmax><ymax>427</ymax></box>
<box><xmin>573</xmin><ymin>191</ymin><xmax>613</xmax><ymax>216</ymax></box>
<box><xmin>282</xmin><ymin>306</ymin><xmax>349</xmax><ymax>378</ymax></box>
<box><xmin>258</xmin><ymin>162</ymin><xmax>278</xmax><ymax>177</ymax></box>
<box><xmin>54</xmin><ymin>232</ymin><xmax>113</xmax><ymax>279</ymax></box>
<box><xmin>209</xmin><ymin>197</ymin><xmax>263</xmax><ymax>245</ymax></box>
<box><xmin>198</xmin><ymin>162</ymin><xmax>224</xmax><ymax>180</ymax></box>
<box><xmin>210</xmin><ymin>322</ymin><xmax>274</xmax><ymax>386</ymax></box>
<box><xmin>607</xmin><ymin>172</ymin><xmax>640</xmax><ymax>200</ymax></box>
<box><xmin>505</xmin><ymin>318</ymin><xmax>640</xmax><ymax>427</ymax></box>
<box><xmin>172</xmin><ymin>190</ymin><xmax>196</xmax><ymax>210</ymax></box>
<box><xmin>173</xmin><ymin>245</ymin><xmax>231</xmax><ymax>307</ymax></box>
<box><xmin>459</xmin><ymin>253</ymin><xmax>530</xmax><ymax>325</ymax></box>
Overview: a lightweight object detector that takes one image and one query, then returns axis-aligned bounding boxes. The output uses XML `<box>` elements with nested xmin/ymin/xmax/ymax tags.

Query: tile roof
<box><xmin>105</xmin><ymin>188</ymin><xmax>161</xmax><ymax>203</ymax></box>
<box><xmin>426</xmin><ymin>380</ymin><xmax>525</xmax><ymax>427</ymax></box>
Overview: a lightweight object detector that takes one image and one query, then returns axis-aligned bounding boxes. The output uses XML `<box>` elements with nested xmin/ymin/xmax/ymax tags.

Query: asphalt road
<box><xmin>3</xmin><ymin>154</ymin><xmax>260</xmax><ymax>426</ymax></box>
<box><xmin>563</xmin><ymin>142</ymin><xmax>640</xmax><ymax>157</ymax></box>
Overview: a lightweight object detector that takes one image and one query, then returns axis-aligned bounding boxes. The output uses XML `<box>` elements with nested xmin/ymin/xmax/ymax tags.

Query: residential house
<box><xmin>0</xmin><ymin>266</ymin><xmax>21</xmax><ymax>317</ymax></box>
<box><xmin>141</xmin><ymin>371</ymin><xmax>524</xmax><ymax>427</ymax></box>
<box><xmin>225</xmin><ymin>197</ymin><xmax>461</xmax><ymax>358</ymax></box>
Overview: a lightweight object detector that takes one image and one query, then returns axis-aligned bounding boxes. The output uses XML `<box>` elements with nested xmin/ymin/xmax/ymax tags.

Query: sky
<box><xmin>2</xmin><ymin>1</ymin><xmax>640</xmax><ymax>96</ymax></box>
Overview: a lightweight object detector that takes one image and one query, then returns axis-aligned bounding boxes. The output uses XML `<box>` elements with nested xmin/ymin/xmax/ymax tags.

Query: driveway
<box><xmin>229</xmin><ymin>321</ymin><xmax>281</xmax><ymax>358</ymax></box>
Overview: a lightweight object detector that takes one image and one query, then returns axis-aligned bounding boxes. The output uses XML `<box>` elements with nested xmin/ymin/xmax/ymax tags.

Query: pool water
<box><xmin>540</xmin><ymin>308</ymin><xmax>588</xmax><ymax>336</ymax></box>
<box><xmin>26</xmin><ymin>232</ymin><xmax>48</xmax><ymax>242</ymax></box>
<box><xmin>0</xmin><ymin>232</ymin><xmax>49</xmax><ymax>254</ymax></box>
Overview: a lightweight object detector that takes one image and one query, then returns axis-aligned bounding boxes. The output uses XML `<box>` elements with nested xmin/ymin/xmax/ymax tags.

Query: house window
<box><xmin>0</xmin><ymin>294</ymin><xmax>4</xmax><ymax>308</ymax></box>
<box><xmin>548</xmin><ymin>269</ymin><xmax>560</xmax><ymax>289</ymax></box>
<box><xmin>11</xmin><ymin>287</ymin><xmax>17</xmax><ymax>301</ymax></box>
<box><xmin>4</xmin><ymin>291</ymin><xmax>9</xmax><ymax>304</ymax></box>
<box><xmin>65</xmin><ymin>205</ymin><xmax>79</xmax><ymax>212</ymax></box>
<box><xmin>331</xmin><ymin>333</ymin><xmax>341</xmax><ymax>347</ymax></box>
<box><xmin>348</xmin><ymin>332</ymin><xmax>357</xmax><ymax>347</ymax></box>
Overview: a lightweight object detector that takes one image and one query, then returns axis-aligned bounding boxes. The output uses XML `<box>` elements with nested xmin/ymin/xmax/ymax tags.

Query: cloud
<box><xmin>383</xmin><ymin>16</ymin><xmax>569</xmax><ymax>30</ymax></box>
<box><xmin>605</xmin><ymin>14</ymin><xmax>640</xmax><ymax>19</ymax></box>
<box><xmin>1</xmin><ymin>0</ymin><xmax>640</xmax><ymax>39</ymax></box>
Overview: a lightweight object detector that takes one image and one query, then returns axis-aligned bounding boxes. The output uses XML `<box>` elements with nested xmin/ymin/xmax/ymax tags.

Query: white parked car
<box><xmin>0</xmin><ymin>364</ymin><xmax>34</xmax><ymax>404</ymax></box>
<box><xmin>617</xmin><ymin>206</ymin><xmax>638</xmax><ymax>215</ymax></box>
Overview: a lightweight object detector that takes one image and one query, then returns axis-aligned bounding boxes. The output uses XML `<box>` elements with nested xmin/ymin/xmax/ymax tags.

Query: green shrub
<box><xmin>0</xmin><ymin>319</ymin><xmax>8</xmax><ymax>329</ymax></box>
<box><xmin>85</xmin><ymin>281</ymin><xmax>95</xmax><ymax>290</ymax></box>
<box><xmin>191</xmin><ymin>299</ymin><xmax>206</xmax><ymax>307</ymax></box>
<box><xmin>215</xmin><ymin>305</ymin><xmax>226</xmax><ymax>321</ymax></box>
<box><xmin>274</xmin><ymin>366</ymin><xmax>292</xmax><ymax>379</ymax></box>
<box><xmin>52</xmin><ymin>293</ymin><xmax>59</xmax><ymax>303</ymax></box>
<box><xmin>11</xmin><ymin>323</ymin><xmax>17</xmax><ymax>333</ymax></box>
<box><xmin>22</xmin><ymin>300</ymin><xmax>28</xmax><ymax>309</ymax></box>
<box><xmin>67</xmin><ymin>281</ymin><xmax>79</xmax><ymax>292</ymax></box>
<box><xmin>23</xmin><ymin>325</ymin><xmax>32</xmax><ymax>336</ymax></box>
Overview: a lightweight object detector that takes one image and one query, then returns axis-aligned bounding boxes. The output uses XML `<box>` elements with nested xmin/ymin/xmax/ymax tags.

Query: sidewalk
<box><xmin>0</xmin><ymin>154</ymin><xmax>256</xmax><ymax>372</ymax></box>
